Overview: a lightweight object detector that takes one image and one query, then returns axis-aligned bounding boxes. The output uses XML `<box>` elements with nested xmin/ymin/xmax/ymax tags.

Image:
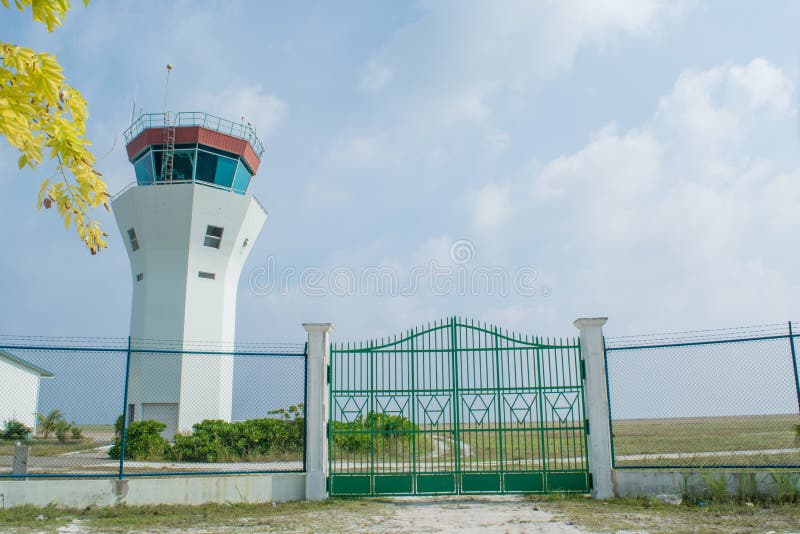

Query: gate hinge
<box><xmin>589</xmin><ymin>473</ymin><xmax>594</xmax><ymax>490</ymax></box>
<box><xmin>327</xmin><ymin>364</ymin><xmax>331</xmax><ymax>384</ymax></box>
<box><xmin>585</xmin><ymin>419</ymin><xmax>590</xmax><ymax>435</ymax></box>
<box><xmin>580</xmin><ymin>359</ymin><xmax>586</xmax><ymax>380</ymax></box>
<box><xmin>326</xmin><ymin>421</ymin><xmax>330</xmax><ymax>436</ymax></box>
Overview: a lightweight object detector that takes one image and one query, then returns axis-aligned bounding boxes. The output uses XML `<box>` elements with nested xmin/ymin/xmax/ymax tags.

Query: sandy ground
<box><xmin>374</xmin><ymin>495</ymin><xmax>582</xmax><ymax>534</ymax></box>
<box><xmin>51</xmin><ymin>495</ymin><xmax>582</xmax><ymax>533</ymax></box>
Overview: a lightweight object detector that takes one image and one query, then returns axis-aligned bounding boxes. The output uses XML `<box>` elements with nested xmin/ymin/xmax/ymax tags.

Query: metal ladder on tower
<box><xmin>162</xmin><ymin>114</ymin><xmax>176</xmax><ymax>181</ymax></box>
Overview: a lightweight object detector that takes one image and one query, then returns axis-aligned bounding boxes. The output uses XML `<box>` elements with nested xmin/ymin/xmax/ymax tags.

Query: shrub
<box><xmin>54</xmin><ymin>420</ymin><xmax>71</xmax><ymax>444</ymax></box>
<box><xmin>36</xmin><ymin>409</ymin><xmax>65</xmax><ymax>439</ymax></box>
<box><xmin>1</xmin><ymin>419</ymin><xmax>32</xmax><ymax>440</ymax></box>
<box><xmin>332</xmin><ymin>419</ymin><xmax>371</xmax><ymax>451</ymax></box>
<box><xmin>114</xmin><ymin>414</ymin><xmax>125</xmax><ymax>438</ymax></box>
<box><xmin>333</xmin><ymin>411</ymin><xmax>417</xmax><ymax>452</ymax></box>
<box><xmin>70</xmin><ymin>422</ymin><xmax>82</xmax><ymax>440</ymax></box>
<box><xmin>170</xmin><ymin>410</ymin><xmax>305</xmax><ymax>462</ymax></box>
<box><xmin>171</xmin><ymin>419</ymin><xmax>239</xmax><ymax>462</ymax></box>
<box><xmin>108</xmin><ymin>405</ymin><xmax>306</xmax><ymax>463</ymax></box>
<box><xmin>108</xmin><ymin>420</ymin><xmax>169</xmax><ymax>460</ymax></box>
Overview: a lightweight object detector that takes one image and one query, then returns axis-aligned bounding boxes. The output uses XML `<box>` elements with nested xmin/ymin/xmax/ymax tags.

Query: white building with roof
<box><xmin>0</xmin><ymin>350</ymin><xmax>53</xmax><ymax>434</ymax></box>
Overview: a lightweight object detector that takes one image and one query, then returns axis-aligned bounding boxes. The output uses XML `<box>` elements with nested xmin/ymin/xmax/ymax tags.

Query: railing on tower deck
<box><xmin>123</xmin><ymin>112</ymin><xmax>265</xmax><ymax>158</ymax></box>
<box><xmin>111</xmin><ymin>180</ymin><xmax>269</xmax><ymax>213</ymax></box>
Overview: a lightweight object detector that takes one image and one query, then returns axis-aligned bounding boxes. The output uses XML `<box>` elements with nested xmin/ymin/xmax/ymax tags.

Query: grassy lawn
<box><xmin>0</xmin><ymin>499</ymin><xmax>392</xmax><ymax>533</ymax></box>
<box><xmin>542</xmin><ymin>495</ymin><xmax>800</xmax><ymax>534</ymax></box>
<box><xmin>331</xmin><ymin>415</ymin><xmax>800</xmax><ymax>470</ymax></box>
<box><xmin>613</xmin><ymin>414</ymin><xmax>800</xmax><ymax>467</ymax></box>
<box><xmin>1</xmin><ymin>497</ymin><xmax>799</xmax><ymax>533</ymax></box>
<box><xmin>0</xmin><ymin>437</ymin><xmax>104</xmax><ymax>457</ymax></box>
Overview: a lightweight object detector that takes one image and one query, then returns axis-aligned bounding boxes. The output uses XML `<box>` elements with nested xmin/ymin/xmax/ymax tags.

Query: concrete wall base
<box><xmin>0</xmin><ymin>474</ymin><xmax>306</xmax><ymax>508</ymax></box>
<box><xmin>614</xmin><ymin>469</ymin><xmax>800</xmax><ymax>500</ymax></box>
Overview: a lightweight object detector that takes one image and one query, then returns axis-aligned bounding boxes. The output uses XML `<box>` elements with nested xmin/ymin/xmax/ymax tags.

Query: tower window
<box><xmin>127</xmin><ymin>228</ymin><xmax>139</xmax><ymax>251</ymax></box>
<box><xmin>203</xmin><ymin>225</ymin><xmax>224</xmax><ymax>249</ymax></box>
<box><xmin>242</xmin><ymin>238</ymin><xmax>249</xmax><ymax>248</ymax></box>
<box><xmin>136</xmin><ymin>273</ymin><xmax>144</xmax><ymax>282</ymax></box>
<box><xmin>198</xmin><ymin>271</ymin><xmax>216</xmax><ymax>280</ymax></box>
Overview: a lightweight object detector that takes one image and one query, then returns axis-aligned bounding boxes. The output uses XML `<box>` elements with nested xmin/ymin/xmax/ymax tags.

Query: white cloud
<box><xmin>326</xmin><ymin>135</ymin><xmax>395</xmax><ymax>170</ymax></box>
<box><xmin>486</xmin><ymin>129</ymin><xmax>511</xmax><ymax>155</ymax></box>
<box><xmin>363</xmin><ymin>0</ymin><xmax>683</xmax><ymax>126</ymax></box>
<box><xmin>729</xmin><ymin>58</ymin><xmax>794</xmax><ymax>112</ymax></box>
<box><xmin>655</xmin><ymin>59</ymin><xmax>795</xmax><ymax>153</ymax></box>
<box><xmin>360</xmin><ymin>60</ymin><xmax>393</xmax><ymax>92</ymax></box>
<box><xmin>472</xmin><ymin>182</ymin><xmax>513</xmax><ymax>234</ymax></box>
<box><xmin>501</xmin><ymin>58</ymin><xmax>800</xmax><ymax>331</ymax></box>
<box><xmin>187</xmin><ymin>84</ymin><xmax>287</xmax><ymax>137</ymax></box>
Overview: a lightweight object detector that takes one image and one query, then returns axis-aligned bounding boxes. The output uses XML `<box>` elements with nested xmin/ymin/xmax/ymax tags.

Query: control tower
<box><xmin>113</xmin><ymin>112</ymin><xmax>267</xmax><ymax>438</ymax></box>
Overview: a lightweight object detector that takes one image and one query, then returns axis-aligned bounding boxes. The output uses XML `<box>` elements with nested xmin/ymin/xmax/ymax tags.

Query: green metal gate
<box><xmin>328</xmin><ymin>317</ymin><xmax>590</xmax><ymax>496</ymax></box>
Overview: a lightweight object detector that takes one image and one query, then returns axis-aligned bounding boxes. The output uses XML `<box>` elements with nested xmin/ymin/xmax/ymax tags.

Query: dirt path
<box><xmin>373</xmin><ymin>495</ymin><xmax>581</xmax><ymax>534</ymax></box>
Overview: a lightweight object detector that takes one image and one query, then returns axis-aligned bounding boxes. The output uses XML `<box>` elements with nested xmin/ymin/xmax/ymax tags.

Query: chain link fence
<box><xmin>605</xmin><ymin>323</ymin><xmax>800</xmax><ymax>468</ymax></box>
<box><xmin>0</xmin><ymin>336</ymin><xmax>306</xmax><ymax>478</ymax></box>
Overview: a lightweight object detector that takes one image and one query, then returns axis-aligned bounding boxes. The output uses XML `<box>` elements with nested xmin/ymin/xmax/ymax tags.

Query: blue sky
<box><xmin>1</xmin><ymin>0</ymin><xmax>799</xmax><ymax>345</ymax></box>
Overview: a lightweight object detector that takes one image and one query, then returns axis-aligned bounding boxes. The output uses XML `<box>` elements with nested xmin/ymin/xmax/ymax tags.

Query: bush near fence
<box><xmin>109</xmin><ymin>404</ymin><xmax>305</xmax><ymax>462</ymax></box>
<box><xmin>332</xmin><ymin>411</ymin><xmax>417</xmax><ymax>452</ymax></box>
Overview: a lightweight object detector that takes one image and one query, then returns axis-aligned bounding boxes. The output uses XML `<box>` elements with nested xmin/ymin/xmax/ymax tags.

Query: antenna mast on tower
<box><xmin>162</xmin><ymin>64</ymin><xmax>176</xmax><ymax>181</ymax></box>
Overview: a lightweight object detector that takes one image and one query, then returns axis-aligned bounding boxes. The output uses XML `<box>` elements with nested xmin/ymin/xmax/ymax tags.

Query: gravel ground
<box><xmin>45</xmin><ymin>495</ymin><xmax>581</xmax><ymax>533</ymax></box>
<box><xmin>375</xmin><ymin>495</ymin><xmax>582</xmax><ymax>534</ymax></box>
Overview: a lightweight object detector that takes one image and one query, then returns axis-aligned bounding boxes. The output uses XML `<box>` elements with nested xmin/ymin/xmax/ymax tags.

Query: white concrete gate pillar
<box><xmin>303</xmin><ymin>323</ymin><xmax>333</xmax><ymax>500</ymax></box>
<box><xmin>573</xmin><ymin>317</ymin><xmax>614</xmax><ymax>499</ymax></box>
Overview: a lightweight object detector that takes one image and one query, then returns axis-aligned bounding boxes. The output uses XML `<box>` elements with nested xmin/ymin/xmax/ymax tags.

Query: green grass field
<box><xmin>0</xmin><ymin>437</ymin><xmax>102</xmax><ymax>457</ymax></box>
<box><xmin>331</xmin><ymin>414</ymin><xmax>800</xmax><ymax>472</ymax></box>
<box><xmin>612</xmin><ymin>414</ymin><xmax>800</xmax><ymax>467</ymax></box>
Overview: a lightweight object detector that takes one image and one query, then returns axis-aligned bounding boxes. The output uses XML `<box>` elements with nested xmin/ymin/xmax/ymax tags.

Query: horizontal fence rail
<box><xmin>0</xmin><ymin>337</ymin><xmax>306</xmax><ymax>479</ymax></box>
<box><xmin>605</xmin><ymin>322</ymin><xmax>800</xmax><ymax>469</ymax></box>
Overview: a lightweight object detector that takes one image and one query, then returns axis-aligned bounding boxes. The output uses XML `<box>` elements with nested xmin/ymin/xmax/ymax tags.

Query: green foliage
<box><xmin>769</xmin><ymin>471</ymin><xmax>800</xmax><ymax>503</ymax></box>
<box><xmin>107</xmin><ymin>405</ymin><xmax>305</xmax><ymax>463</ymax></box>
<box><xmin>54</xmin><ymin>419</ymin><xmax>71</xmax><ymax>444</ymax></box>
<box><xmin>332</xmin><ymin>411</ymin><xmax>417</xmax><ymax>452</ymax></box>
<box><xmin>108</xmin><ymin>420</ymin><xmax>169</xmax><ymax>460</ymax></box>
<box><xmin>35</xmin><ymin>409</ymin><xmax>82</xmax><ymax>442</ymax></box>
<box><xmin>1</xmin><ymin>419</ymin><xmax>32</xmax><ymax>440</ymax></box>
<box><xmin>171</xmin><ymin>405</ymin><xmax>305</xmax><ymax>462</ymax></box>
<box><xmin>36</xmin><ymin>409</ymin><xmax>64</xmax><ymax>439</ymax></box>
<box><xmin>0</xmin><ymin>0</ymin><xmax>108</xmax><ymax>254</ymax></box>
<box><xmin>114</xmin><ymin>413</ymin><xmax>124</xmax><ymax>438</ymax></box>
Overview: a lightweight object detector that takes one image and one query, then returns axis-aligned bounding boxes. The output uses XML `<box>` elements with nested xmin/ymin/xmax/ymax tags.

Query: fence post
<box><xmin>574</xmin><ymin>317</ymin><xmax>614</xmax><ymax>499</ymax></box>
<box><xmin>303</xmin><ymin>323</ymin><xmax>333</xmax><ymax>500</ymax></box>
<box><xmin>789</xmin><ymin>321</ymin><xmax>800</xmax><ymax>416</ymax></box>
<box><xmin>118</xmin><ymin>336</ymin><xmax>132</xmax><ymax>480</ymax></box>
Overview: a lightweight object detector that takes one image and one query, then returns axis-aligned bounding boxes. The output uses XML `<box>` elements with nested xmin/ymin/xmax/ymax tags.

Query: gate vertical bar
<box><xmin>535</xmin><ymin>340</ymin><xmax>548</xmax><ymax>484</ymax></box>
<box><xmin>450</xmin><ymin>317</ymin><xmax>461</xmax><ymax>491</ymax></box>
<box><xmin>789</xmin><ymin>321</ymin><xmax>800</xmax><ymax>416</ymax></box>
<box><xmin>493</xmin><ymin>326</ymin><xmax>504</xmax><ymax>482</ymax></box>
<box><xmin>118</xmin><ymin>336</ymin><xmax>132</xmax><ymax>480</ymax></box>
<box><xmin>369</xmin><ymin>338</ymin><xmax>375</xmax><ymax>489</ymax></box>
<box><xmin>410</xmin><ymin>327</ymin><xmax>417</xmax><ymax>492</ymax></box>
